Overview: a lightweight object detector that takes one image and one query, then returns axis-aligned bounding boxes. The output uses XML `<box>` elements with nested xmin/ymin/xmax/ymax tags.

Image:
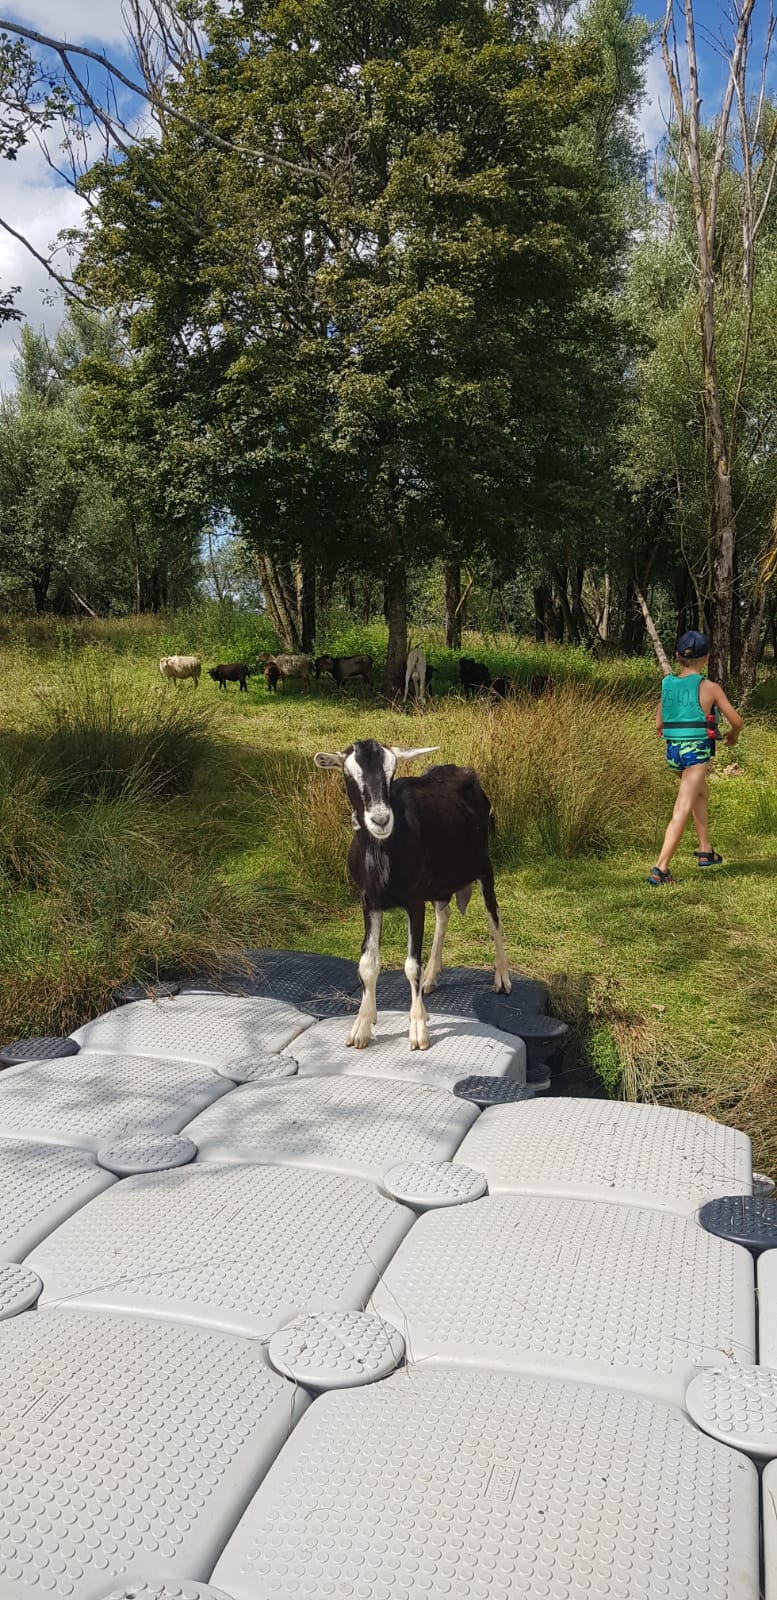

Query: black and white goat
<box><xmin>314</xmin><ymin>740</ymin><xmax>511</xmax><ymax>1049</ymax></box>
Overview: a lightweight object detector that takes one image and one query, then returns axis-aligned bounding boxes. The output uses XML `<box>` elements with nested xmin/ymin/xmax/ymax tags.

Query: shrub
<box><xmin>37</xmin><ymin>659</ymin><xmax>212</xmax><ymax>801</ymax></box>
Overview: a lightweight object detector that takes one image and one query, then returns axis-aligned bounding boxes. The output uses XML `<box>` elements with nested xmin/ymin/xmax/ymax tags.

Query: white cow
<box><xmin>403</xmin><ymin>646</ymin><xmax>428</xmax><ymax>704</ymax></box>
<box><xmin>159</xmin><ymin>655</ymin><xmax>201</xmax><ymax>687</ymax></box>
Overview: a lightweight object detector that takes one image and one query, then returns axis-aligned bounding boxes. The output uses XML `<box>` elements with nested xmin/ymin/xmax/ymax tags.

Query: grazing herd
<box><xmin>159</xmin><ymin>644</ymin><xmax>552</xmax><ymax>704</ymax></box>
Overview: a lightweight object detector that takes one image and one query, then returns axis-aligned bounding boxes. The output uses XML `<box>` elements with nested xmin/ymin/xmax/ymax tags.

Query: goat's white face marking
<box><xmin>345</xmin><ymin>746</ymin><xmax>396</xmax><ymax>840</ymax></box>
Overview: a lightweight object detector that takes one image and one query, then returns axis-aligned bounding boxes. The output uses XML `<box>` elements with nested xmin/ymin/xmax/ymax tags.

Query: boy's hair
<box><xmin>676</xmin><ymin>629</ymin><xmax>710</xmax><ymax>661</ymax></box>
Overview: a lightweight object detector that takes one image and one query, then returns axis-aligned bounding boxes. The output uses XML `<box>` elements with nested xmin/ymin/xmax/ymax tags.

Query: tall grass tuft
<box><xmin>259</xmin><ymin>752</ymin><xmax>353</xmax><ymax>903</ymax></box>
<box><xmin>0</xmin><ymin>754</ymin><xmax>57</xmax><ymax>886</ymax></box>
<box><xmin>37</xmin><ymin>659</ymin><xmax>211</xmax><ymax>801</ymax></box>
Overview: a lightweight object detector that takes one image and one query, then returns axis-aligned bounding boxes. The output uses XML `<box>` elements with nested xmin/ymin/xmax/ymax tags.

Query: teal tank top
<box><xmin>661</xmin><ymin>674</ymin><xmax>717</xmax><ymax>741</ymax></box>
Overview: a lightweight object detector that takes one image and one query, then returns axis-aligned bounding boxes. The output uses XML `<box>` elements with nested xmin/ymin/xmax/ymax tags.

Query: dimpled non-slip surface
<box><xmin>370</xmin><ymin>1194</ymin><xmax>755</xmax><ymax>1404</ymax></box>
<box><xmin>95</xmin><ymin>1133</ymin><xmax>198</xmax><ymax>1176</ymax></box>
<box><xmin>30</xmin><ymin>1162</ymin><xmax>413</xmax><ymax>1340</ymax></box>
<box><xmin>178</xmin><ymin>949</ymin><xmax>358</xmax><ymax>1015</ymax></box>
<box><xmin>268</xmin><ymin>1310</ymin><xmax>405</xmax><ymax>1389</ymax></box>
<box><xmin>72</xmin><ymin>994</ymin><xmax>315</xmax><ymax>1065</ymax></box>
<box><xmin>211</xmin><ymin>1366</ymin><xmax>760</xmax><ymax>1600</ymax></box>
<box><xmin>371</xmin><ymin>965</ymin><xmax>549</xmax><ymax>1019</ymax></box>
<box><xmin>0</xmin><ymin>1261</ymin><xmax>42</xmax><ymax>1319</ymax></box>
<box><xmin>457</xmin><ymin>1097</ymin><xmax>752</xmax><ymax>1216</ymax></box>
<box><xmin>685</xmin><ymin>1365</ymin><xmax>777</xmax><ymax>1458</ymax></box>
<box><xmin>0</xmin><ymin>1053</ymin><xmax>230</xmax><ymax>1151</ymax></box>
<box><xmin>185</xmin><ymin>1074</ymin><xmax>479</xmax><ymax>1184</ymax></box>
<box><xmin>287</xmin><ymin>1009</ymin><xmax>525</xmax><ymax>1092</ymax></box>
<box><xmin>0</xmin><ymin>1309</ymin><xmax>307</xmax><ymax>1598</ymax></box>
<box><xmin>102</xmin><ymin>1586</ymin><xmax>232</xmax><ymax>1600</ymax></box>
<box><xmin>758</xmin><ymin>1249</ymin><xmax>777</xmax><ymax>1368</ymax></box>
<box><xmin>0</xmin><ymin>1137</ymin><xmax>115</xmax><ymax>1261</ymax></box>
<box><xmin>381</xmin><ymin>1160</ymin><xmax>488</xmax><ymax>1209</ymax></box>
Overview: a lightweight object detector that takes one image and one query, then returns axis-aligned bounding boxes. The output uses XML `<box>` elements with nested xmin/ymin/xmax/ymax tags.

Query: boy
<box><xmin>647</xmin><ymin>629</ymin><xmax>743</xmax><ymax>886</ymax></box>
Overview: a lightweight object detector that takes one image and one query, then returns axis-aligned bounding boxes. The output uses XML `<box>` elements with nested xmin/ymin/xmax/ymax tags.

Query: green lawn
<box><xmin>1</xmin><ymin>615</ymin><xmax>775</xmax><ymax>1168</ymax></box>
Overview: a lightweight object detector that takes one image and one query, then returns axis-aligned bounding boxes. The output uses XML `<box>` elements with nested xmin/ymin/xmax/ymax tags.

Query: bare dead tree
<box><xmin>660</xmin><ymin>0</ymin><xmax>777</xmax><ymax>686</ymax></box>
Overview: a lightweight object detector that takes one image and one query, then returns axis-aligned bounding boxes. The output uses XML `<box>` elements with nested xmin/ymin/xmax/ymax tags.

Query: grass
<box><xmin>1</xmin><ymin>611</ymin><xmax>776</xmax><ymax>1170</ymax></box>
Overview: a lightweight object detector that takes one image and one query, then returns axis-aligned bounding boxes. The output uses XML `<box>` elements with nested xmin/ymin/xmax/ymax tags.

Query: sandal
<box><xmin>647</xmin><ymin>866</ymin><xmax>675</xmax><ymax>886</ymax></box>
<box><xmin>694</xmin><ymin>850</ymin><xmax>723</xmax><ymax>868</ymax></box>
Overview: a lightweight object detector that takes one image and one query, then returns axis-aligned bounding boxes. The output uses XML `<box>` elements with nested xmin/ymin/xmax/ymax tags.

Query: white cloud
<box><xmin>636</xmin><ymin>47</ymin><xmax>673</xmax><ymax>159</ymax></box>
<box><xmin>3</xmin><ymin>0</ymin><xmax>131</xmax><ymax>47</ymax></box>
<box><xmin>0</xmin><ymin>139</ymin><xmax>86</xmax><ymax>390</ymax></box>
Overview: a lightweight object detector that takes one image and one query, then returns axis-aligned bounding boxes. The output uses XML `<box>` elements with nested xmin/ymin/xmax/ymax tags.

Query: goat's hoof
<box><xmin>347</xmin><ymin>1018</ymin><xmax>373</xmax><ymax>1049</ymax></box>
<box><xmin>421</xmin><ymin>972</ymin><xmax>438</xmax><ymax>995</ymax></box>
<box><xmin>409</xmin><ymin>1018</ymin><xmax>430</xmax><ymax>1051</ymax></box>
<box><xmin>493</xmin><ymin>970</ymin><xmax>512</xmax><ymax>995</ymax></box>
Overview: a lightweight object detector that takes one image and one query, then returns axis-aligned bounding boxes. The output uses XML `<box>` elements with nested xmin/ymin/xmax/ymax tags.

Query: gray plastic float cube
<box><xmin>72</xmin><ymin>992</ymin><xmax>315</xmax><ymax>1064</ymax></box>
<box><xmin>185</xmin><ymin>1074</ymin><xmax>479</xmax><ymax>1184</ymax></box>
<box><xmin>0</xmin><ymin>1052</ymin><xmax>230</xmax><ymax>1150</ymax></box>
<box><xmin>212</xmin><ymin>1366</ymin><xmax>760</xmax><ymax>1600</ymax></box>
<box><xmin>765</xmin><ymin>1459</ymin><xmax>777</xmax><ymax>1600</ymax></box>
<box><xmin>0</xmin><ymin>1137</ymin><xmax>115</xmax><ymax>1261</ymax></box>
<box><xmin>287</xmin><ymin>1009</ymin><xmax>525</xmax><ymax>1092</ymax></box>
<box><xmin>758</xmin><ymin>1250</ymin><xmax>777</xmax><ymax>1368</ymax></box>
<box><xmin>0</xmin><ymin>1309</ymin><xmax>307</xmax><ymax>1597</ymax></box>
<box><xmin>456</xmin><ymin>1097</ymin><xmax>752</xmax><ymax>1216</ymax></box>
<box><xmin>370</xmin><ymin>1192</ymin><xmax>754</xmax><ymax>1404</ymax></box>
<box><xmin>30</xmin><ymin>1162</ymin><xmax>413</xmax><ymax>1341</ymax></box>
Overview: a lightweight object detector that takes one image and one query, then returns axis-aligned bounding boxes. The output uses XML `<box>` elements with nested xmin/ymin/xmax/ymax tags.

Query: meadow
<box><xmin>1</xmin><ymin>607</ymin><xmax>775</xmax><ymax>1168</ymax></box>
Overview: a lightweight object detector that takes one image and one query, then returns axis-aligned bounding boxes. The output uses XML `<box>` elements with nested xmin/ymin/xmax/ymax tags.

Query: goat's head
<box><xmin>314</xmin><ymin>739</ymin><xmax>438</xmax><ymax>841</ymax></box>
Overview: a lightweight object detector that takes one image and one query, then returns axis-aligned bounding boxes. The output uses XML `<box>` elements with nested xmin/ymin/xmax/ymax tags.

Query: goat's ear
<box><xmin>314</xmin><ymin>751</ymin><xmax>346</xmax><ymax>769</ymax></box>
<box><xmin>389</xmin><ymin>746</ymin><xmax>439</xmax><ymax>761</ymax></box>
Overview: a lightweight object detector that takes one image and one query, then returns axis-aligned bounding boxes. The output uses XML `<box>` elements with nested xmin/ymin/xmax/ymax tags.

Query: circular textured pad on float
<box><xmin>686</xmin><ymin>1364</ymin><xmax>777</xmax><ymax>1457</ymax></box>
<box><xmin>102</xmin><ymin>1582</ymin><xmax>234</xmax><ymax>1599</ymax></box>
<box><xmin>96</xmin><ymin>1133</ymin><xmax>198</xmax><ymax>1176</ymax></box>
<box><xmin>697</xmin><ymin>1193</ymin><xmax>777</xmax><ymax>1253</ymax></box>
<box><xmin>382</xmin><ymin>1160</ymin><xmax>488</xmax><ymax>1209</ymax></box>
<box><xmin>268</xmin><ymin>1310</ymin><xmax>405</xmax><ymax>1389</ymax></box>
<box><xmin>453</xmin><ymin>1076</ymin><xmax>534</xmax><ymax>1107</ymax></box>
<box><xmin>0</xmin><ymin>1036</ymin><xmax>79</xmax><ymax>1067</ymax></box>
<box><xmin>216</xmin><ymin>1053</ymin><xmax>298</xmax><ymax>1083</ymax></box>
<box><xmin>0</xmin><ymin>1261</ymin><xmax>42</xmax><ymax>1318</ymax></box>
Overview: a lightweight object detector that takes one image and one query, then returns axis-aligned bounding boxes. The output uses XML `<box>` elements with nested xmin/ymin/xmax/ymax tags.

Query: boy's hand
<box><xmin>724</xmin><ymin>730</ymin><xmax>739</xmax><ymax>747</ymax></box>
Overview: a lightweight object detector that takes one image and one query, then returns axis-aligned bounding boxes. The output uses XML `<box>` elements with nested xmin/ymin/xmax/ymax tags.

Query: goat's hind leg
<box><xmin>479</xmin><ymin>865</ymin><xmax>511</xmax><ymax>994</ymax></box>
<box><xmin>406</xmin><ymin>901</ymin><xmax>429</xmax><ymax>1050</ymax></box>
<box><xmin>348</xmin><ymin>905</ymin><xmax>382</xmax><ymax>1049</ymax></box>
<box><xmin>422</xmin><ymin>899</ymin><xmax>450</xmax><ymax>994</ymax></box>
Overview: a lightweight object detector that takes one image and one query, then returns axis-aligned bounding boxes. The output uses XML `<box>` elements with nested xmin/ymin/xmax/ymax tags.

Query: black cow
<box><xmin>208</xmin><ymin>663</ymin><xmax>251</xmax><ymax>692</ymax></box>
<box><xmin>314</xmin><ymin>739</ymin><xmax>511</xmax><ymax>1051</ymax></box>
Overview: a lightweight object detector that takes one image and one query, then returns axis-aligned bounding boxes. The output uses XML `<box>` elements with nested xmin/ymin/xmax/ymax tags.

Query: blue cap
<box><xmin>676</xmin><ymin>629</ymin><xmax>709</xmax><ymax>660</ymax></box>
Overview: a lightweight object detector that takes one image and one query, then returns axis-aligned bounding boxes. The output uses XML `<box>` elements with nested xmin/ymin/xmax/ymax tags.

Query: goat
<box><xmin>266</xmin><ymin>654</ymin><xmax>312</xmax><ymax>692</ymax></box>
<box><xmin>159</xmin><ymin>655</ymin><xmax>201</xmax><ymax>687</ymax></box>
<box><xmin>315</xmin><ymin>654</ymin><xmax>373</xmax><ymax>689</ymax></box>
<box><xmin>314</xmin><ymin>740</ymin><xmax>511</xmax><ymax>1050</ymax></box>
<box><xmin>264</xmin><ymin>662</ymin><xmax>280</xmax><ymax>692</ymax></box>
<box><xmin>528</xmin><ymin>672</ymin><xmax>554</xmax><ymax>697</ymax></box>
<box><xmin>492</xmin><ymin>676</ymin><xmax>511</xmax><ymax>699</ymax></box>
<box><xmin>459</xmin><ymin>657</ymin><xmax>491</xmax><ymax>695</ymax></box>
<box><xmin>403</xmin><ymin>646</ymin><xmax>429</xmax><ymax>704</ymax></box>
<box><xmin>208</xmin><ymin>663</ymin><xmax>251</xmax><ymax>692</ymax></box>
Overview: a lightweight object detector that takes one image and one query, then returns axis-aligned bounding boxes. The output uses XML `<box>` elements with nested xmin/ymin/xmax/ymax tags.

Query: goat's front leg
<box><xmin>405</xmin><ymin>900</ymin><xmax>429</xmax><ymax>1050</ymax></box>
<box><xmin>422</xmin><ymin>899</ymin><xmax>450</xmax><ymax>994</ymax></box>
<box><xmin>348</xmin><ymin>904</ymin><xmax>382</xmax><ymax>1049</ymax></box>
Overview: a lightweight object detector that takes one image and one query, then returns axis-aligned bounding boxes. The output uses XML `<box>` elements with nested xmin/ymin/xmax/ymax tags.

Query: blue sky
<box><xmin>0</xmin><ymin>0</ymin><xmax>770</xmax><ymax>385</ymax></box>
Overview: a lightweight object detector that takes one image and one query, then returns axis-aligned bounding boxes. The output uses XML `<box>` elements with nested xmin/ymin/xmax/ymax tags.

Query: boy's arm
<box><xmin>704</xmin><ymin>680</ymin><xmax>744</xmax><ymax>741</ymax></box>
<box><xmin>655</xmin><ymin>699</ymin><xmax>663</xmax><ymax>738</ymax></box>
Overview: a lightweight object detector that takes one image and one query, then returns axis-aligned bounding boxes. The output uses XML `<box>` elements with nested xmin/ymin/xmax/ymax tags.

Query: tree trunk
<box><xmin>256</xmin><ymin>554</ymin><xmax>301</xmax><ymax>650</ymax></box>
<box><xmin>383</xmin><ymin>547</ymin><xmax>407</xmax><ymax>696</ymax></box>
<box><xmin>444</xmin><ymin>559</ymin><xmax>462</xmax><ymax>649</ymax></box>
<box><xmin>569</xmin><ymin>564</ymin><xmax>589</xmax><ymax>643</ymax></box>
<box><xmin>31</xmin><ymin>564</ymin><xmax>51</xmax><ymax>614</ymax></box>
<box><xmin>738</xmin><ymin>508</ymin><xmax>777</xmax><ymax>695</ymax></box>
<box><xmin>729</xmin><ymin>545</ymin><xmax>742</xmax><ymax>680</ymax></box>
<box><xmin>633</xmin><ymin>580</ymin><xmax>672</xmax><ymax>675</ymax></box>
<box><xmin>533</xmin><ymin>586</ymin><xmax>548</xmax><ymax>643</ymax></box>
<box><xmin>297</xmin><ymin>560</ymin><xmax>316</xmax><ymax>654</ymax></box>
<box><xmin>599</xmin><ymin>573</ymin><xmax>611</xmax><ymax>642</ymax></box>
<box><xmin>621</xmin><ymin>579</ymin><xmax>646</xmax><ymax>655</ymax></box>
<box><xmin>361</xmin><ymin>577</ymin><xmax>375</xmax><ymax>624</ymax></box>
<box><xmin>552</xmin><ymin>566</ymin><xmax>577</xmax><ymax>643</ymax></box>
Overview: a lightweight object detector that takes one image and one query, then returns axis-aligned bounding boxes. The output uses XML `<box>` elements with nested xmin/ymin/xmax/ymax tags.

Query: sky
<box><xmin>0</xmin><ymin>0</ymin><xmax>765</xmax><ymax>387</ymax></box>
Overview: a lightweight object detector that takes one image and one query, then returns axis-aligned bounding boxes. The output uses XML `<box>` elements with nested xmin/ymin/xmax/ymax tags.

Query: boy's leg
<box><xmin>656</xmin><ymin>764</ymin><xmax>709</xmax><ymax>872</ymax></box>
<box><xmin>691</xmin><ymin>773</ymin><xmax>712</xmax><ymax>854</ymax></box>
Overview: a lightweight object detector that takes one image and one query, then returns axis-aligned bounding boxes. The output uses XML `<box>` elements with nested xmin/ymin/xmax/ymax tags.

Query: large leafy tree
<box><xmin>75</xmin><ymin>0</ymin><xmax>621</xmax><ymax>685</ymax></box>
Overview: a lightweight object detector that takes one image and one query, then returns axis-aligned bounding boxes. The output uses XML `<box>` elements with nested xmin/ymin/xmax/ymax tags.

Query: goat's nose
<box><xmin>371</xmin><ymin>805</ymin><xmax>391</xmax><ymax>826</ymax></box>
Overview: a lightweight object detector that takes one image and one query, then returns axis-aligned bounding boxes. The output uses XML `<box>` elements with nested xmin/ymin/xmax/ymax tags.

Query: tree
<box><xmin>660</xmin><ymin>0</ymin><xmax>777</xmax><ymax>684</ymax></box>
